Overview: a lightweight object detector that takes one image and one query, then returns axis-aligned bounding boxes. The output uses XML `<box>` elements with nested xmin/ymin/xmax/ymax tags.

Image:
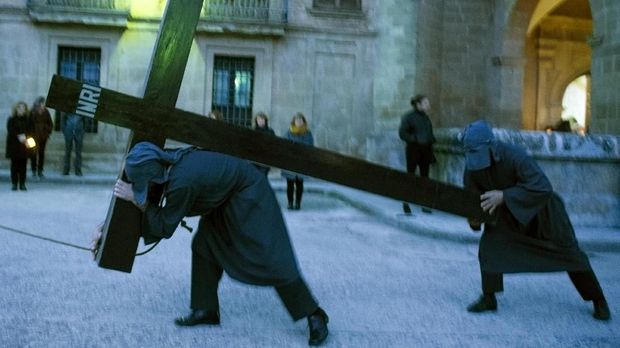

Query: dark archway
<box><xmin>499</xmin><ymin>0</ymin><xmax>594</xmax><ymax>130</ymax></box>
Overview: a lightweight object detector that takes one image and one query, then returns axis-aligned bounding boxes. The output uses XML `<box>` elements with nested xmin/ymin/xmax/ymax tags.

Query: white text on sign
<box><xmin>75</xmin><ymin>84</ymin><xmax>101</xmax><ymax>118</ymax></box>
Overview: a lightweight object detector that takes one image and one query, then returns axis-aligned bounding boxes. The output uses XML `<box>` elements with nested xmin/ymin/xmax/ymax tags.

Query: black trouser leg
<box><xmin>481</xmin><ymin>271</ymin><xmax>504</xmax><ymax>294</ymax></box>
<box><xmin>14</xmin><ymin>158</ymin><xmax>27</xmax><ymax>187</ymax></box>
<box><xmin>419</xmin><ymin>161</ymin><xmax>430</xmax><ymax>178</ymax></box>
<box><xmin>295</xmin><ymin>178</ymin><xmax>304</xmax><ymax>206</ymax></box>
<box><xmin>37</xmin><ymin>138</ymin><xmax>47</xmax><ymax>173</ymax></box>
<box><xmin>30</xmin><ymin>154</ymin><xmax>37</xmax><ymax>174</ymax></box>
<box><xmin>10</xmin><ymin>159</ymin><xmax>19</xmax><ymax>186</ymax></box>
<box><xmin>568</xmin><ymin>271</ymin><xmax>605</xmax><ymax>301</ymax></box>
<box><xmin>275</xmin><ymin>277</ymin><xmax>319</xmax><ymax>321</ymax></box>
<box><xmin>190</xmin><ymin>249</ymin><xmax>224</xmax><ymax>311</ymax></box>
<box><xmin>404</xmin><ymin>148</ymin><xmax>420</xmax><ymax>211</ymax></box>
<box><xmin>286</xmin><ymin>179</ymin><xmax>295</xmax><ymax>206</ymax></box>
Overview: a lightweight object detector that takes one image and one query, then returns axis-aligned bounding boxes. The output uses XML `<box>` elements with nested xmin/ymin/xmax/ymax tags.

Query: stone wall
<box><xmin>372</xmin><ymin>0</ymin><xmax>417</xmax><ymax>132</ymax></box>
<box><xmin>590</xmin><ymin>0</ymin><xmax>620</xmax><ymax>134</ymax></box>
<box><xmin>438</xmin><ymin>0</ymin><xmax>495</xmax><ymax>127</ymax></box>
<box><xmin>367</xmin><ymin>127</ymin><xmax>620</xmax><ymax>228</ymax></box>
<box><xmin>414</xmin><ymin>0</ymin><xmax>444</xmax><ymax>126</ymax></box>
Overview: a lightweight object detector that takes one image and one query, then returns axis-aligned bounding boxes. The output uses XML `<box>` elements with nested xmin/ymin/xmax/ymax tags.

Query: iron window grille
<box><xmin>212</xmin><ymin>56</ymin><xmax>255</xmax><ymax>128</ymax></box>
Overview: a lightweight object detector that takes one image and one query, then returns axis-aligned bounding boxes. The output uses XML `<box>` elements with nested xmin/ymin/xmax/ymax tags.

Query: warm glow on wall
<box><xmin>130</xmin><ymin>0</ymin><xmax>166</xmax><ymax>18</ymax></box>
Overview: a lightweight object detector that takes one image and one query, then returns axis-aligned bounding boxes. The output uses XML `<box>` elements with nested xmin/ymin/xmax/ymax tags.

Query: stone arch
<box><xmin>496</xmin><ymin>0</ymin><xmax>597</xmax><ymax>130</ymax></box>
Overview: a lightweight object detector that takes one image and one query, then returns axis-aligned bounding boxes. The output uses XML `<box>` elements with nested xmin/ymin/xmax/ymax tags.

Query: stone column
<box><xmin>589</xmin><ymin>0</ymin><xmax>620</xmax><ymax>134</ymax></box>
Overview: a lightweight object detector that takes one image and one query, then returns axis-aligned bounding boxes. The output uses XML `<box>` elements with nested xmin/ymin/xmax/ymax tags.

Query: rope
<box><xmin>0</xmin><ymin>223</ymin><xmax>159</xmax><ymax>256</ymax></box>
<box><xmin>0</xmin><ymin>223</ymin><xmax>91</xmax><ymax>251</ymax></box>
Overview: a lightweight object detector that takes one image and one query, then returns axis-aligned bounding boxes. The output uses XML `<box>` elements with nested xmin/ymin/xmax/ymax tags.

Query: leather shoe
<box><xmin>308</xmin><ymin>307</ymin><xmax>329</xmax><ymax>346</ymax></box>
<box><xmin>593</xmin><ymin>299</ymin><xmax>610</xmax><ymax>321</ymax></box>
<box><xmin>174</xmin><ymin>309</ymin><xmax>220</xmax><ymax>326</ymax></box>
<box><xmin>467</xmin><ymin>294</ymin><xmax>497</xmax><ymax>313</ymax></box>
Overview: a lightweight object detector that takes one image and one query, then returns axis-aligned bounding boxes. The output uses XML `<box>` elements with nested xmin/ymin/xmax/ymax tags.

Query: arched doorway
<box><xmin>520</xmin><ymin>0</ymin><xmax>593</xmax><ymax>130</ymax></box>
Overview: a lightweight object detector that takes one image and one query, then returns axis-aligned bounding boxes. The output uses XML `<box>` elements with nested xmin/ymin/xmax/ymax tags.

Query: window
<box><xmin>212</xmin><ymin>56</ymin><xmax>255</xmax><ymax>127</ymax></box>
<box><xmin>56</xmin><ymin>46</ymin><xmax>101</xmax><ymax>133</ymax></box>
<box><xmin>313</xmin><ymin>0</ymin><xmax>361</xmax><ymax>11</ymax></box>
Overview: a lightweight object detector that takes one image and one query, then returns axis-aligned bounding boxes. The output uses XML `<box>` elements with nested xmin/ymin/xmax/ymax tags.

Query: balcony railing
<box><xmin>27</xmin><ymin>0</ymin><xmax>130</xmax><ymax>27</ymax></box>
<box><xmin>28</xmin><ymin>0</ymin><xmax>130</xmax><ymax>10</ymax></box>
<box><xmin>202</xmin><ymin>0</ymin><xmax>287</xmax><ymax>24</ymax></box>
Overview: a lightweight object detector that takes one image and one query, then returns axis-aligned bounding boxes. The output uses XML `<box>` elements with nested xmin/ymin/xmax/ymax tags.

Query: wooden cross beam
<box><xmin>47</xmin><ymin>76</ymin><xmax>493</xmax><ymax>271</ymax></box>
<box><xmin>78</xmin><ymin>0</ymin><xmax>205</xmax><ymax>272</ymax></box>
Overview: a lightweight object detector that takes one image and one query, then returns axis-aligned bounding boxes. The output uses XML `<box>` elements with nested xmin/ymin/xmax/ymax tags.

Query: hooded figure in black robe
<box><xmin>111</xmin><ymin>142</ymin><xmax>329</xmax><ymax>346</ymax></box>
<box><xmin>461</xmin><ymin>120</ymin><xmax>610</xmax><ymax>321</ymax></box>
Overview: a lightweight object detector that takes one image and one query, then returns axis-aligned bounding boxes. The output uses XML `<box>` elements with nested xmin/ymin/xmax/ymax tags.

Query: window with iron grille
<box><xmin>55</xmin><ymin>46</ymin><xmax>101</xmax><ymax>133</ymax></box>
<box><xmin>313</xmin><ymin>0</ymin><xmax>361</xmax><ymax>11</ymax></box>
<box><xmin>212</xmin><ymin>56</ymin><xmax>255</xmax><ymax>127</ymax></box>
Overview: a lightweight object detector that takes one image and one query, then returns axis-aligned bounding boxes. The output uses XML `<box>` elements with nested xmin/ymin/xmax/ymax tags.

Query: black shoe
<box><xmin>308</xmin><ymin>307</ymin><xmax>329</xmax><ymax>346</ymax></box>
<box><xmin>403</xmin><ymin>203</ymin><xmax>412</xmax><ymax>215</ymax></box>
<box><xmin>422</xmin><ymin>207</ymin><xmax>432</xmax><ymax>214</ymax></box>
<box><xmin>62</xmin><ymin>171</ymin><xmax>70</xmax><ymax>176</ymax></box>
<box><xmin>11</xmin><ymin>185</ymin><xmax>17</xmax><ymax>191</ymax></box>
<box><xmin>294</xmin><ymin>203</ymin><xmax>301</xmax><ymax>210</ymax></box>
<box><xmin>467</xmin><ymin>294</ymin><xmax>497</xmax><ymax>313</ymax></box>
<box><xmin>174</xmin><ymin>309</ymin><xmax>220</xmax><ymax>326</ymax></box>
<box><xmin>19</xmin><ymin>185</ymin><xmax>27</xmax><ymax>191</ymax></box>
<box><xmin>38</xmin><ymin>172</ymin><xmax>45</xmax><ymax>179</ymax></box>
<box><xmin>75</xmin><ymin>170</ymin><xmax>83</xmax><ymax>176</ymax></box>
<box><xmin>287</xmin><ymin>203</ymin><xmax>294</xmax><ymax>210</ymax></box>
<box><xmin>593</xmin><ymin>299</ymin><xmax>610</xmax><ymax>321</ymax></box>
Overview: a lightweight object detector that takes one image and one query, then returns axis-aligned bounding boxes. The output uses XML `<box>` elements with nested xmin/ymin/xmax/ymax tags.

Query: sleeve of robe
<box><xmin>141</xmin><ymin>185</ymin><xmax>196</xmax><ymax>245</ymax></box>
<box><xmin>502</xmin><ymin>148</ymin><xmax>553</xmax><ymax>226</ymax></box>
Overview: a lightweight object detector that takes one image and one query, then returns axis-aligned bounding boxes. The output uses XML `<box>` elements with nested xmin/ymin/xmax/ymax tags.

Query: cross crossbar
<box><xmin>46</xmin><ymin>75</ymin><xmax>492</xmax><ymax>234</ymax></box>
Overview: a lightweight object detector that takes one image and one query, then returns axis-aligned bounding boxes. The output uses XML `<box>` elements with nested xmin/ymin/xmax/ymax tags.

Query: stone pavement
<box><xmin>0</xmin><ymin>172</ymin><xmax>619</xmax><ymax>347</ymax></box>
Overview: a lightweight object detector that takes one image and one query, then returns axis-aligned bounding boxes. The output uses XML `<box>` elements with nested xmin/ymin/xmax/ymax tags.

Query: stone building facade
<box><xmin>0</xmin><ymin>0</ymin><xmax>618</xmax><ymax>225</ymax></box>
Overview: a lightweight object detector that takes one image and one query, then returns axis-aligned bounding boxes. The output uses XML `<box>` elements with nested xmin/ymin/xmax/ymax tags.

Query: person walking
<box><xmin>281</xmin><ymin>113</ymin><xmax>314</xmax><ymax>210</ymax></box>
<box><xmin>62</xmin><ymin>112</ymin><xmax>85</xmax><ymax>176</ymax></box>
<box><xmin>93</xmin><ymin>141</ymin><xmax>329</xmax><ymax>346</ymax></box>
<box><xmin>461</xmin><ymin>120</ymin><xmax>610</xmax><ymax>321</ymax></box>
<box><xmin>28</xmin><ymin>96</ymin><xmax>53</xmax><ymax>179</ymax></box>
<box><xmin>398</xmin><ymin>94</ymin><xmax>436</xmax><ymax>214</ymax></box>
<box><xmin>5</xmin><ymin>101</ymin><xmax>32</xmax><ymax>191</ymax></box>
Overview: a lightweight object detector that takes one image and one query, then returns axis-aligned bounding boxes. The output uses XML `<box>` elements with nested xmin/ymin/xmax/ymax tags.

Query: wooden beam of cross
<box><xmin>83</xmin><ymin>0</ymin><xmax>204</xmax><ymax>272</ymax></box>
<box><xmin>47</xmin><ymin>76</ymin><xmax>493</xmax><ymax>270</ymax></box>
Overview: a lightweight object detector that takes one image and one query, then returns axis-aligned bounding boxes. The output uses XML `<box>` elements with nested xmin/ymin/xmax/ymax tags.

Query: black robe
<box><xmin>140</xmin><ymin>150</ymin><xmax>301</xmax><ymax>286</ymax></box>
<box><xmin>464</xmin><ymin>141</ymin><xmax>592</xmax><ymax>274</ymax></box>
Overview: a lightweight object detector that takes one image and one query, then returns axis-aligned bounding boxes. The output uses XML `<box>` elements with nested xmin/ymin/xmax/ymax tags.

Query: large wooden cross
<box><xmin>46</xmin><ymin>1</ymin><xmax>492</xmax><ymax>273</ymax></box>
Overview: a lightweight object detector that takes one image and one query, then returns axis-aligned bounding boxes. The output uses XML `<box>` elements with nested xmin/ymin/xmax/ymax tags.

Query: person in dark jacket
<box><xmin>398</xmin><ymin>94</ymin><xmax>436</xmax><ymax>214</ymax></box>
<box><xmin>281</xmin><ymin>113</ymin><xmax>314</xmax><ymax>210</ymax></box>
<box><xmin>95</xmin><ymin>142</ymin><xmax>329</xmax><ymax>346</ymax></box>
<box><xmin>28</xmin><ymin>97</ymin><xmax>53</xmax><ymax>179</ymax></box>
<box><xmin>461</xmin><ymin>120</ymin><xmax>610</xmax><ymax>321</ymax></box>
<box><xmin>5</xmin><ymin>101</ymin><xmax>32</xmax><ymax>191</ymax></box>
<box><xmin>251</xmin><ymin>112</ymin><xmax>276</xmax><ymax>176</ymax></box>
